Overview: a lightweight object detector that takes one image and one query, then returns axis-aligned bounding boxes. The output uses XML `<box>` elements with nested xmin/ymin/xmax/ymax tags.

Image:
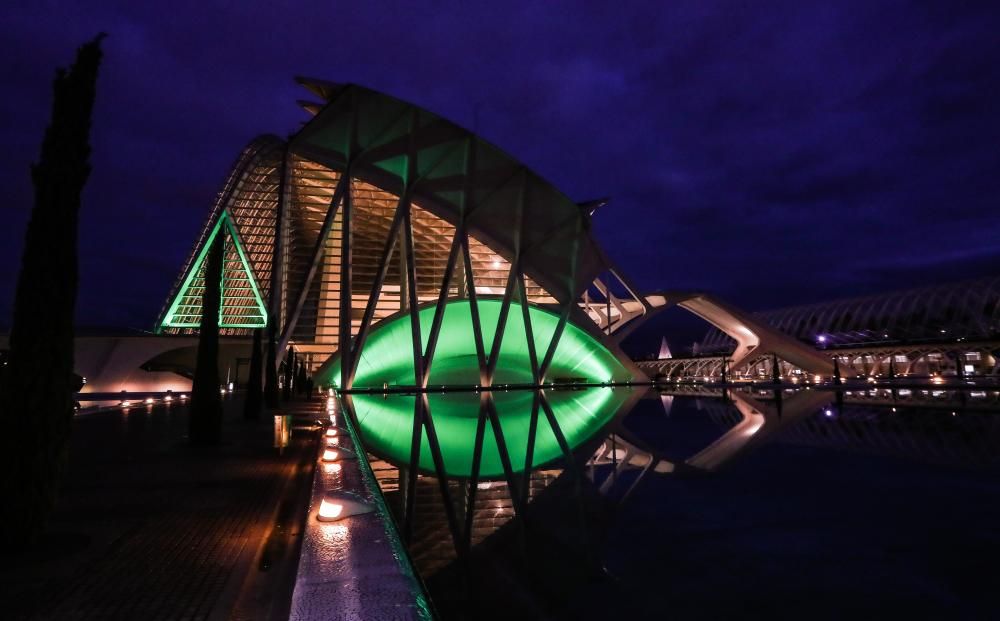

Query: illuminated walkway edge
<box><xmin>289</xmin><ymin>397</ymin><xmax>433</xmax><ymax>621</ymax></box>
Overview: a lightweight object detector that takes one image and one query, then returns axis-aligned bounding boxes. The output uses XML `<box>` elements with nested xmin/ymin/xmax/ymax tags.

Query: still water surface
<box><xmin>352</xmin><ymin>386</ymin><xmax>1000</xmax><ymax>620</ymax></box>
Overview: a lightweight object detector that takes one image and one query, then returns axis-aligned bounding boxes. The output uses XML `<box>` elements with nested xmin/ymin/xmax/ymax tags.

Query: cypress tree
<box><xmin>0</xmin><ymin>36</ymin><xmax>104</xmax><ymax>545</ymax></box>
<box><xmin>296</xmin><ymin>360</ymin><xmax>307</xmax><ymax>395</ymax></box>
<box><xmin>264</xmin><ymin>320</ymin><xmax>280</xmax><ymax>408</ymax></box>
<box><xmin>243</xmin><ymin>327</ymin><xmax>263</xmax><ymax>420</ymax></box>
<box><xmin>190</xmin><ymin>231</ymin><xmax>224</xmax><ymax>445</ymax></box>
<box><xmin>282</xmin><ymin>347</ymin><xmax>294</xmax><ymax>401</ymax></box>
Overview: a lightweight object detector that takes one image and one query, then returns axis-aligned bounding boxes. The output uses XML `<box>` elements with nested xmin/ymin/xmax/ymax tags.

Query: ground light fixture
<box><xmin>317</xmin><ymin>490</ymin><xmax>375</xmax><ymax>522</ymax></box>
<box><xmin>322</xmin><ymin>446</ymin><xmax>356</xmax><ymax>462</ymax></box>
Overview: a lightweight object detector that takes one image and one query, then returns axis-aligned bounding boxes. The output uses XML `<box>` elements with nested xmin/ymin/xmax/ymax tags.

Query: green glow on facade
<box><xmin>318</xmin><ymin>298</ymin><xmax>632</xmax><ymax>389</ymax></box>
<box><xmin>160</xmin><ymin>212</ymin><xmax>268</xmax><ymax>330</ymax></box>
<box><xmin>348</xmin><ymin>387</ymin><xmax>636</xmax><ymax>478</ymax></box>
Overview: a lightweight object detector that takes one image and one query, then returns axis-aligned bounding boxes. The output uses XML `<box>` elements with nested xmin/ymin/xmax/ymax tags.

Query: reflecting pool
<box><xmin>358</xmin><ymin>386</ymin><xmax>1000</xmax><ymax>619</ymax></box>
<box><xmin>344</xmin><ymin>386</ymin><xmax>642</xmax><ymax>479</ymax></box>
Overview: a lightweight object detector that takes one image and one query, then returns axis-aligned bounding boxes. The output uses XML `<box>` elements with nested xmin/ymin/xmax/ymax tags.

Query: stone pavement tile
<box><xmin>1</xmin><ymin>396</ymin><xmax>306</xmax><ymax>621</ymax></box>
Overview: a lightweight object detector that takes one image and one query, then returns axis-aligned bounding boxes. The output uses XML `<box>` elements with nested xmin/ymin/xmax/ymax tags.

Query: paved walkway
<box><xmin>1</xmin><ymin>395</ymin><xmax>312</xmax><ymax>620</ymax></box>
<box><xmin>288</xmin><ymin>395</ymin><xmax>434</xmax><ymax>621</ymax></box>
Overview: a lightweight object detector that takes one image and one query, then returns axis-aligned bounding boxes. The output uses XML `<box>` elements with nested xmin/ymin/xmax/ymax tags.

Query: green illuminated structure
<box><xmin>157</xmin><ymin>81</ymin><xmax>650</xmax><ymax>388</ymax></box>
<box><xmin>160</xmin><ymin>213</ymin><xmax>268</xmax><ymax>330</ymax></box>
<box><xmin>316</xmin><ymin>298</ymin><xmax>629</xmax><ymax>388</ymax></box>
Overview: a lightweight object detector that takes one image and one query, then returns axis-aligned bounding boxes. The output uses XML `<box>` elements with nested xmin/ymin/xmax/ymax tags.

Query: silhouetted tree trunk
<box><xmin>296</xmin><ymin>360</ymin><xmax>307</xmax><ymax>395</ymax></box>
<box><xmin>244</xmin><ymin>328</ymin><xmax>263</xmax><ymax>420</ymax></box>
<box><xmin>264</xmin><ymin>320</ymin><xmax>280</xmax><ymax>408</ymax></box>
<box><xmin>772</xmin><ymin>354</ymin><xmax>781</xmax><ymax>385</ymax></box>
<box><xmin>282</xmin><ymin>347</ymin><xmax>294</xmax><ymax>401</ymax></box>
<box><xmin>190</xmin><ymin>231</ymin><xmax>224</xmax><ymax>445</ymax></box>
<box><xmin>0</xmin><ymin>36</ymin><xmax>104</xmax><ymax>547</ymax></box>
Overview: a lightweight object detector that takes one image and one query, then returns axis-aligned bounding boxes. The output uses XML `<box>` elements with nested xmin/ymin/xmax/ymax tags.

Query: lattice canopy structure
<box><xmin>157</xmin><ymin>82</ymin><xmax>646</xmax><ymax>389</ymax></box>
<box><xmin>701</xmin><ymin>275</ymin><xmax>1000</xmax><ymax>351</ymax></box>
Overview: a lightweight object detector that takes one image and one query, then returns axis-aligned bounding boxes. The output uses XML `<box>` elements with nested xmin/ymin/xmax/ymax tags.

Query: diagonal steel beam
<box><xmin>402</xmin><ymin>199</ymin><xmax>424</xmax><ymax>387</ymax></box>
<box><xmin>462</xmin><ymin>235</ymin><xmax>488</xmax><ymax>385</ymax></box>
<box><xmin>520</xmin><ymin>390</ymin><xmax>541</xmax><ymax>508</ymax></box>
<box><xmin>402</xmin><ymin>394</ymin><xmax>421</xmax><ymax>543</ymax></box>
<box><xmin>419</xmin><ymin>393</ymin><xmax>464</xmax><ymax>555</ymax></box>
<box><xmin>538</xmin><ymin>219</ymin><xmax>583</xmax><ymax>382</ymax></box>
<box><xmin>462</xmin><ymin>394</ymin><xmax>489</xmax><ymax>555</ymax></box>
<box><xmin>517</xmin><ymin>272</ymin><xmax>539</xmax><ymax>383</ymax></box>
<box><xmin>458</xmin><ymin>137</ymin><xmax>488</xmax><ymax>384</ymax></box>
<box><xmin>347</xmin><ymin>195</ymin><xmax>406</xmax><ymax>386</ymax></box>
<box><xmin>421</xmin><ymin>229</ymin><xmax>462</xmax><ymax>387</ymax></box>
<box><xmin>484</xmin><ymin>395</ymin><xmax>524</xmax><ymax>516</ymax></box>
<box><xmin>485</xmin><ymin>260</ymin><xmax>519</xmax><ymax>385</ymax></box>
<box><xmin>278</xmin><ymin>171</ymin><xmax>349</xmax><ymax>356</ymax></box>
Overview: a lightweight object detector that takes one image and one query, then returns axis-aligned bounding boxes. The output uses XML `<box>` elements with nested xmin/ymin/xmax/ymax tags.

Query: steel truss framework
<box><xmin>157</xmin><ymin>82</ymin><xmax>644</xmax><ymax>389</ymax></box>
<box><xmin>640</xmin><ymin>340</ymin><xmax>1000</xmax><ymax>381</ymax></box>
<box><xmin>645</xmin><ymin>276</ymin><xmax>1000</xmax><ymax>380</ymax></box>
<box><xmin>702</xmin><ymin>275</ymin><xmax>1000</xmax><ymax>351</ymax></box>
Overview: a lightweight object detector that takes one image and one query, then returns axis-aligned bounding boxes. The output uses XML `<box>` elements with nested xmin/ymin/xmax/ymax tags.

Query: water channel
<box><xmin>342</xmin><ymin>385</ymin><xmax>1000</xmax><ymax>619</ymax></box>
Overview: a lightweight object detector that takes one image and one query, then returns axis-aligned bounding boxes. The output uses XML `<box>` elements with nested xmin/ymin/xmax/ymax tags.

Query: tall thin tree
<box><xmin>0</xmin><ymin>36</ymin><xmax>104</xmax><ymax>545</ymax></box>
<box><xmin>282</xmin><ymin>347</ymin><xmax>294</xmax><ymax>401</ymax></box>
<box><xmin>243</xmin><ymin>328</ymin><xmax>263</xmax><ymax>420</ymax></box>
<box><xmin>296</xmin><ymin>359</ymin><xmax>307</xmax><ymax>395</ymax></box>
<box><xmin>190</xmin><ymin>230</ymin><xmax>224</xmax><ymax>445</ymax></box>
<box><xmin>264</xmin><ymin>320</ymin><xmax>280</xmax><ymax>408</ymax></box>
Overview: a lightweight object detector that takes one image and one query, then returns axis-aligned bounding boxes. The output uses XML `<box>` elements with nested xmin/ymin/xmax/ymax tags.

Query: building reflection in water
<box><xmin>340</xmin><ymin>385</ymin><xmax>1000</xmax><ymax>602</ymax></box>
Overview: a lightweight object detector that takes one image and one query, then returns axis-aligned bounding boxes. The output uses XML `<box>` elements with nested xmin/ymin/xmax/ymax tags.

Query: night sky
<box><xmin>2</xmin><ymin>1</ymin><xmax>999</xmax><ymax>333</ymax></box>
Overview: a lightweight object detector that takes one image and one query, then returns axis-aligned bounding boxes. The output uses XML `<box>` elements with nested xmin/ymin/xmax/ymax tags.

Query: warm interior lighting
<box><xmin>326</xmin><ymin>427</ymin><xmax>337</xmax><ymax>437</ymax></box>
<box><xmin>145</xmin><ymin>397</ymin><xmax>154</xmax><ymax>404</ymax></box>
<box><xmin>323</xmin><ymin>463</ymin><xmax>342</xmax><ymax>475</ymax></box>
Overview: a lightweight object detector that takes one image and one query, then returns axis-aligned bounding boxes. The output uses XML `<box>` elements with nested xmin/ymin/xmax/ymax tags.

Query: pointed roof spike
<box><xmin>294</xmin><ymin>76</ymin><xmax>347</xmax><ymax>101</ymax></box>
<box><xmin>577</xmin><ymin>197</ymin><xmax>611</xmax><ymax>217</ymax></box>
<box><xmin>297</xmin><ymin>100</ymin><xmax>324</xmax><ymax>116</ymax></box>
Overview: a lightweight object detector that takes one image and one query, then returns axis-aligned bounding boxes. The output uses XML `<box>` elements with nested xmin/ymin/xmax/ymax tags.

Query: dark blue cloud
<box><xmin>1</xmin><ymin>0</ymin><xmax>998</xmax><ymax>330</ymax></box>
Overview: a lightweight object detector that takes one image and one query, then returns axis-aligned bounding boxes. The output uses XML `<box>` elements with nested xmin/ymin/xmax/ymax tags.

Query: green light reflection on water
<box><xmin>347</xmin><ymin>387</ymin><xmax>637</xmax><ymax>479</ymax></box>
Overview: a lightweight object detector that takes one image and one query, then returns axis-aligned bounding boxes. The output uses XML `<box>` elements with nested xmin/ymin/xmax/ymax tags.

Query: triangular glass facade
<box><xmin>159</xmin><ymin>213</ymin><xmax>268</xmax><ymax>330</ymax></box>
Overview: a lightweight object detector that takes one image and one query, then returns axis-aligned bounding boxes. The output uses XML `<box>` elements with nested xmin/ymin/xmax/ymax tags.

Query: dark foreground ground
<box><xmin>0</xmin><ymin>395</ymin><xmax>317</xmax><ymax>621</ymax></box>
